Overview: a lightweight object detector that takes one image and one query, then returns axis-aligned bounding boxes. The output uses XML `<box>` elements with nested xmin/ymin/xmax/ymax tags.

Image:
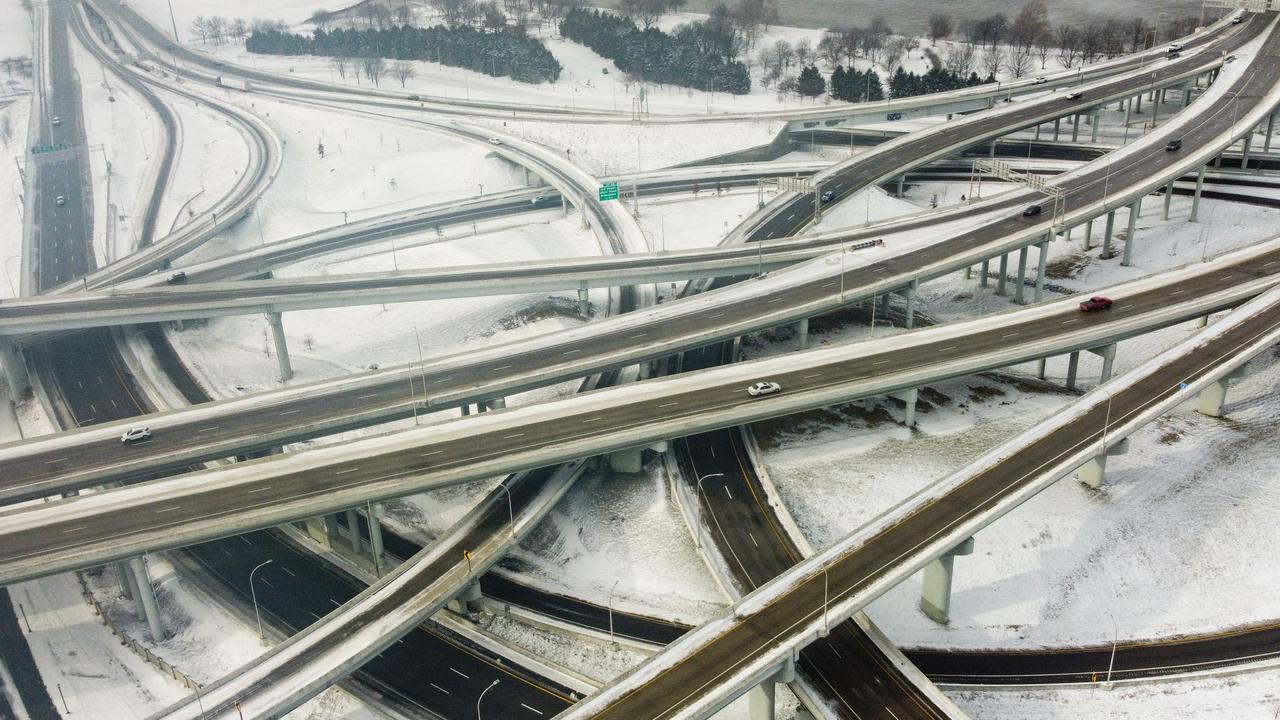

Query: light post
<box><xmin>607</xmin><ymin>579</ymin><xmax>620</xmax><ymax>645</ymax></box>
<box><xmin>694</xmin><ymin>472</ymin><xmax>725</xmax><ymax>549</ymax></box>
<box><xmin>248</xmin><ymin>559</ymin><xmax>273</xmax><ymax>642</ymax></box>
<box><xmin>1105</xmin><ymin>581</ymin><xmax>1119</xmax><ymax>686</ymax></box>
<box><xmin>476</xmin><ymin>679</ymin><xmax>499</xmax><ymax>720</ymax></box>
<box><xmin>495</xmin><ymin>481</ymin><xmax>515</xmax><ymax>539</ymax></box>
<box><xmin>413</xmin><ymin>325</ymin><xmax>430</xmax><ymax>409</ymax></box>
<box><xmin>821</xmin><ymin>561</ymin><xmax>830</xmax><ymax>636</ymax></box>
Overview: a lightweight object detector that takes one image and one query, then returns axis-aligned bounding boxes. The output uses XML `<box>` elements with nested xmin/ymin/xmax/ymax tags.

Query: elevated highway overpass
<box><xmin>0</xmin><ymin>238</ymin><xmax>1277</xmax><ymax>585</ymax></box>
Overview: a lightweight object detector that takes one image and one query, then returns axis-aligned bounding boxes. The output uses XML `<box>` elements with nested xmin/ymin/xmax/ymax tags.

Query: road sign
<box><xmin>598</xmin><ymin>181</ymin><xmax>619</xmax><ymax>201</ymax></box>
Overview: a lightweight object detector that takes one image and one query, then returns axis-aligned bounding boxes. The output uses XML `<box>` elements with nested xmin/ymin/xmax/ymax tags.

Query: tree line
<box><xmin>559</xmin><ymin>8</ymin><xmax>751</xmax><ymax>94</ymax></box>
<box><xmin>888</xmin><ymin>66</ymin><xmax>992</xmax><ymax>99</ymax></box>
<box><xmin>245</xmin><ymin>24</ymin><xmax>562</xmax><ymax>84</ymax></box>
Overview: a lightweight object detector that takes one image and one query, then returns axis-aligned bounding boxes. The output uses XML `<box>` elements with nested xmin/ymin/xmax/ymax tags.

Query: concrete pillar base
<box><xmin>1102</xmin><ymin>210</ymin><xmax>1116</xmax><ymax>258</ymax></box>
<box><xmin>1190</xmin><ymin>164</ymin><xmax>1207</xmax><ymax>223</ymax></box>
<box><xmin>577</xmin><ymin>285</ymin><xmax>590</xmax><ymax>318</ymax></box>
<box><xmin>448</xmin><ymin>581</ymin><xmax>484</xmax><ymax>615</ymax></box>
<box><xmin>1198</xmin><ymin>366</ymin><xmax>1251</xmax><ymax>417</ymax></box>
<box><xmin>609</xmin><ymin>448</ymin><xmax>643</xmax><ymax>474</ymax></box>
<box><xmin>117</xmin><ymin>561</ymin><xmax>136</xmax><ymax>601</ymax></box>
<box><xmin>345</xmin><ymin>509</ymin><xmax>361</xmax><ymax>552</ymax></box>
<box><xmin>323</xmin><ymin>514</ymin><xmax>341</xmax><ymax>549</ymax></box>
<box><xmin>797</xmin><ymin>317</ymin><xmax>809</xmax><ymax>350</ymax></box>
<box><xmin>996</xmin><ymin>254</ymin><xmax>1009</xmax><ymax>297</ymax></box>
<box><xmin>891</xmin><ymin>388</ymin><xmax>919</xmax><ymax>427</ymax></box>
<box><xmin>745</xmin><ymin>682</ymin><xmax>776</xmax><ymax>720</ymax></box>
<box><xmin>1083</xmin><ymin>219</ymin><xmax>1094</xmax><ymax>251</ymax></box>
<box><xmin>1034</xmin><ymin>239</ymin><xmax>1049</xmax><ymax>303</ymax></box>
<box><xmin>487</xmin><ymin>396</ymin><xmax>507</xmax><ymax>410</ymax></box>
<box><xmin>1077</xmin><ymin>438</ymin><xmax>1130</xmax><ymax>489</ymax></box>
<box><xmin>979</xmin><ymin>259</ymin><xmax>990</xmax><ymax>288</ymax></box>
<box><xmin>1090</xmin><ymin>344</ymin><xmax>1117</xmax><ymax>384</ymax></box>
<box><xmin>896</xmin><ymin>175</ymin><xmax>905</xmax><ymax>198</ymax></box>
<box><xmin>1066</xmin><ymin>351</ymin><xmax>1081</xmax><ymax>390</ymax></box>
<box><xmin>904</xmin><ymin>279</ymin><xmax>919</xmax><ymax>329</ymax></box>
<box><xmin>266</xmin><ymin>311</ymin><xmax>293</xmax><ymax>381</ymax></box>
<box><xmin>1122</xmin><ymin>199</ymin><xmax>1141</xmax><ymax>267</ymax></box>
<box><xmin>367</xmin><ymin>503</ymin><xmax>385</xmax><ymax>576</ymax></box>
<box><xmin>920</xmin><ymin>537</ymin><xmax>974</xmax><ymax>624</ymax></box>
<box><xmin>1015</xmin><ymin>246</ymin><xmax>1029</xmax><ymax>305</ymax></box>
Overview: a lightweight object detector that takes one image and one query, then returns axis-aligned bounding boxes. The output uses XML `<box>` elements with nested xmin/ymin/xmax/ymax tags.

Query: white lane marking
<box><xmin>723</xmin><ymin>486</ymin><xmax>733</xmax><ymax>500</ymax></box>
<box><xmin>247</xmin><ymin>486</ymin><xmax>272</xmax><ymax>494</ymax></box>
<box><xmin>658</xmin><ymin>401</ymin><xmax>679</xmax><ymax>408</ymax></box>
<box><xmin>1002</xmin><ymin>332</ymin><xmax>1020</xmax><ymax>338</ymax></box>
<box><xmin>450</xmin><ymin>667</ymin><xmax>470</xmax><ymax>679</ymax></box>
<box><xmin>803</xmin><ymin>373</ymin><xmax>822</xmax><ymax>379</ymax></box>
<box><xmin>521</xmin><ymin>704</ymin><xmax>544</xmax><ymax>715</ymax></box>
<box><xmin>629</xmin><ymin>333</ymin><xmax>647</xmax><ymax>339</ymax></box>
<box><xmin>1061</xmin><ymin>319</ymin><xmax>1080</xmax><ymax>325</ymax></box>
<box><xmin>581</xmin><ymin>417</ymin><xmax>604</xmax><ymax>424</ymax></box>
<box><xmin>1118</xmin><ymin>304</ymin><xmax>1134</xmax><ymax>310</ymax></box>
<box><xmin>358</xmin><ymin>393</ymin><xmax>380</xmax><ymax>400</ymax></box>
<box><xmin>330</xmin><ymin>598</ymin><xmax>341</xmax><ymax>607</ymax></box>
<box><xmin>709</xmin><ymin>312</ymin><xmax>725</xmax><ymax>319</ymax></box>
<box><xmin>279</xmin><ymin>409</ymin><xmax>300</xmax><ymax>416</ymax></box>
<box><xmin>1265</xmin><ymin>260</ymin><xmax>1277</xmax><ymax>267</ymax></box>
<box><xmin>821</xmin><ymin>282</ymin><xmax>837</xmax><ymax>288</ymax></box>
<box><xmin>156</xmin><ymin>506</ymin><xmax>183</xmax><ymax>514</ymax></box>
<box><xmin>504</xmin><ymin>433</ymin><xmax>525</xmax><ymax>439</ymax></box>
<box><xmin>748</xmin><ymin>533</ymin><xmax>758</xmax><ymax>547</ymax></box>
<box><xmin>431</xmin><ymin>377</ymin><xmax>454</xmax><ymax>384</ymax></box>
<box><xmin>430</xmin><ymin>683</ymin><xmax>450</xmax><ymax>695</ymax></box>
<box><xmin>767</xmin><ymin>297</ymin><xmax>783</xmax><ymax>303</ymax></box>
<box><xmin>197</xmin><ymin>426</ymin><xmax>220</xmax><ymax>433</ymax></box>
<box><xmin>259</xmin><ymin>577</ymin><xmax>273</xmax><ymax>589</ymax></box>
<box><xmin>240</xmin><ymin>536</ymin><xmax>253</xmax><ymax>546</ymax></box>
<box><xmin>45</xmin><ymin>458</ymin><xmax>67</xmax><ymax>465</ymax></box>
<box><xmin>939</xmin><ymin>346</ymin><xmax>958</xmax><ymax>352</ymax></box>
<box><xmin>709</xmin><ymin>447</ymin><xmax>716</xmax><ymax>460</ymax></box>
<box><xmin>873</xmin><ymin>360</ymin><xmax>890</xmax><ymax>366</ymax></box>
<box><xmin>1170</xmin><ymin>289</ymin><xmax>1186</xmax><ymax>296</ymax></box>
<box><xmin>281</xmin><ymin>566</ymin><xmax>296</xmax><ymax>577</ymax></box>
<box><xmin>422</xmin><ymin>450</ymin><xmax>444</xmax><ymax>457</ymax></box>
<box><xmin>309</xmin><ymin>612</ymin><xmax>321</xmax><ymax>621</ymax></box>
<box><xmin>493</xmin><ymin>365</ymin><xmax>512</xmax><ymax>371</ymax></box>
<box><xmin>885</xmin><ymin>708</ymin><xmax>903</xmax><ymax>720</ymax></box>
<box><xmin>563</xmin><ymin>349</ymin><xmax>581</xmax><ymax>355</ymax></box>
<box><xmin>826</xmin><ymin>640</ymin><xmax>842</xmax><ymax>659</ymax></box>
<box><xmin>61</xmin><ymin>526</ymin><xmax>87</xmax><ymax>534</ymax></box>
<box><xmin>335</xmin><ymin>468</ymin><xmax>360</xmax><ymax>475</ymax></box>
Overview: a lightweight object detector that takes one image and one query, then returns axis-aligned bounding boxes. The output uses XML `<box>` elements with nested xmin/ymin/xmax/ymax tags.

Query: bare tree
<box><xmin>795</xmin><ymin>37</ymin><xmax>813</xmax><ymax>67</ymax></box>
<box><xmin>772</xmin><ymin>39</ymin><xmax>794</xmax><ymax>70</ymax></box>
<box><xmin>229</xmin><ymin>18</ymin><xmax>249</xmax><ymax>42</ymax></box>
<box><xmin>361</xmin><ymin>55</ymin><xmax>387</xmax><ymax>86</ymax></box>
<box><xmin>1034</xmin><ymin>28</ymin><xmax>1055</xmax><ymax>69</ymax></box>
<box><xmin>393</xmin><ymin>60</ymin><xmax>415</xmax><ymax>87</ymax></box>
<box><xmin>884</xmin><ymin>36</ymin><xmax>912</xmax><ymax>75</ymax></box>
<box><xmin>982</xmin><ymin>48</ymin><xmax>1002</xmax><ymax>78</ymax></box>
<box><xmin>188</xmin><ymin>16</ymin><xmax>211</xmax><ymax>43</ymax></box>
<box><xmin>1004</xmin><ymin>44</ymin><xmax>1032</xmax><ymax>78</ymax></box>
<box><xmin>1009</xmin><ymin>1</ymin><xmax>1048</xmax><ymax>52</ymax></box>
<box><xmin>332</xmin><ymin>55</ymin><xmax>349</xmax><ymax>80</ymax></box>
<box><xmin>928</xmin><ymin>13</ymin><xmax>952</xmax><ymax>46</ymax></box>
<box><xmin>1055</xmin><ymin>24</ymin><xmax>1081</xmax><ymax>69</ymax></box>
<box><xmin>207</xmin><ymin>16</ymin><xmax>228</xmax><ymax>44</ymax></box>
<box><xmin>946</xmin><ymin>42</ymin><xmax>977</xmax><ymax>76</ymax></box>
<box><xmin>817</xmin><ymin>32</ymin><xmax>843</xmax><ymax>67</ymax></box>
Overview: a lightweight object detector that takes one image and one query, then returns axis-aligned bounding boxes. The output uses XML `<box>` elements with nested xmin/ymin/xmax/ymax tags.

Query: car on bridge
<box><xmin>166</xmin><ymin>271</ymin><xmax>188</xmax><ymax>284</ymax></box>
<box><xmin>1079</xmin><ymin>296</ymin><xmax>1114</xmax><ymax>312</ymax></box>
<box><xmin>1066</xmin><ymin>91</ymin><xmax>1084</xmax><ymax>100</ymax></box>
<box><xmin>1033</xmin><ymin>77</ymin><xmax>1047</xmax><ymax>85</ymax></box>
<box><xmin>51</xmin><ymin>116</ymin><xmax>61</xmax><ymax>126</ymax></box>
<box><xmin>1023</xmin><ymin>204</ymin><xmax>1043</xmax><ymax>217</ymax></box>
<box><xmin>1167</xmin><ymin>42</ymin><xmax>1183</xmax><ymax>52</ymax></box>
<box><xmin>747</xmin><ymin>381</ymin><xmax>782</xmax><ymax>397</ymax></box>
<box><xmin>821</xmin><ymin>189</ymin><xmax>836</xmax><ymax>203</ymax></box>
<box><xmin>55</xmin><ymin>195</ymin><xmax>65</xmax><ymax>205</ymax></box>
<box><xmin>1166</xmin><ymin>139</ymin><xmax>1183</xmax><ymax>151</ymax></box>
<box><xmin>121</xmin><ymin>427</ymin><xmax>152</xmax><ymax>444</ymax></box>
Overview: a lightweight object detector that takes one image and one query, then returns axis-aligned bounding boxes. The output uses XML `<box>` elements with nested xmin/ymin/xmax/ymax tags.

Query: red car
<box><xmin>1079</xmin><ymin>296</ymin><xmax>1114</xmax><ymax>312</ymax></box>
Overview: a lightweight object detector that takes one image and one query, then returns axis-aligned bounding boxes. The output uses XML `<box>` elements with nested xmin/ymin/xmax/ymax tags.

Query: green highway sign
<box><xmin>598</xmin><ymin>181</ymin><xmax>619</xmax><ymax>201</ymax></box>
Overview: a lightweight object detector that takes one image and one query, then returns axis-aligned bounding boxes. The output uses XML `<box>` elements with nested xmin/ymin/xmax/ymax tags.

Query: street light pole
<box><xmin>694</xmin><ymin>473</ymin><xmax>725</xmax><ymax>549</ymax></box>
<box><xmin>477</xmin><ymin>679</ymin><xmax>500</xmax><ymax>720</ymax></box>
<box><xmin>248</xmin><ymin>559</ymin><xmax>273</xmax><ymax>642</ymax></box>
<box><xmin>608</xmin><ymin>579</ymin><xmax>620</xmax><ymax>645</ymax></box>
<box><xmin>495</xmin><ymin>482</ymin><xmax>515</xmax><ymax>539</ymax></box>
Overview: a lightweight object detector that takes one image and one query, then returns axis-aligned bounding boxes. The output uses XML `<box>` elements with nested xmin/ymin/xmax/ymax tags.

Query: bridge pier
<box><xmin>1076</xmin><ymin>438</ymin><xmax>1130</xmax><ymax>489</ymax></box>
<box><xmin>0</xmin><ymin>336</ymin><xmax>30</xmax><ymax>398</ymax></box>
<box><xmin>920</xmin><ymin>537</ymin><xmax>975</xmax><ymax>624</ymax></box>
<box><xmin>323</xmin><ymin>514</ymin><xmax>341</xmax><ymax>548</ymax></box>
<box><xmin>116</xmin><ymin>562</ymin><xmax>135</xmax><ymax>601</ymax></box>
<box><xmin>609</xmin><ymin>448</ymin><xmax>643</xmax><ymax>474</ymax></box>
<box><xmin>448</xmin><ymin>581</ymin><xmax>484</xmax><ymax>615</ymax></box>
<box><xmin>1121</xmin><ymin>198</ymin><xmax>1141</xmax><ymax>267</ymax></box>
<box><xmin>1123</xmin><ymin>98</ymin><xmax>1133</xmax><ymax>135</ymax></box>
<box><xmin>1083</xmin><ymin>218</ymin><xmax>1094</xmax><ymax>250</ymax></box>
<box><xmin>1090</xmin><ymin>111</ymin><xmax>1101</xmax><ymax>143</ymax></box>
<box><xmin>1190</xmin><ymin>164</ymin><xmax>1207</xmax><ymax>223</ymax></box>
<box><xmin>1034</xmin><ymin>238</ymin><xmax>1049</xmax><ymax>303</ymax></box>
<box><xmin>979</xmin><ymin>258</ymin><xmax>990</xmax><ymax>288</ymax></box>
<box><xmin>266</xmin><ymin>311</ymin><xmax>293</xmax><ymax>382</ymax></box>
<box><xmin>797</xmin><ymin>317</ymin><xmax>809</xmax><ymax>349</ymax></box>
<box><xmin>1066</xmin><ymin>351</ymin><xmax>1080</xmax><ymax>390</ymax></box>
<box><xmin>1241</xmin><ymin>131</ymin><xmax>1254</xmax><ymax>172</ymax></box>
<box><xmin>345</xmin><ymin>509</ymin><xmax>362</xmax><ymax>552</ymax></box>
<box><xmin>996</xmin><ymin>253</ymin><xmax>1009</xmax><ymax>296</ymax></box>
<box><xmin>129</xmin><ymin>556</ymin><xmax>167</xmax><ymax>643</ymax></box>
<box><xmin>1091</xmin><ymin>343</ymin><xmax>1117</xmax><ymax>384</ymax></box>
<box><xmin>1052</xmin><ymin>117</ymin><xmax>1061</xmax><ymax>141</ymax></box>
<box><xmin>577</xmin><ymin>284</ymin><xmax>590</xmax><ymax>318</ymax></box>
<box><xmin>1102</xmin><ymin>210</ymin><xmax>1116</xmax><ymax>257</ymax></box>
<box><xmin>1071</xmin><ymin>114</ymin><xmax>1081</xmax><ymax>143</ymax></box>
<box><xmin>895</xmin><ymin>174</ymin><xmax>905</xmax><ymax>198</ymax></box>
<box><xmin>893</xmin><ymin>387</ymin><xmax>918</xmax><ymax>427</ymax></box>
<box><xmin>1162</xmin><ymin>181</ymin><xmax>1174</xmax><ymax>221</ymax></box>
<box><xmin>904</xmin><ymin>279</ymin><xmax>919</xmax><ymax>329</ymax></box>
<box><xmin>1014</xmin><ymin>245</ymin><xmax>1029</xmax><ymax>305</ymax></box>
<box><xmin>367</xmin><ymin>502</ymin><xmax>386</xmax><ymax>576</ymax></box>
<box><xmin>1265</xmin><ymin>112</ymin><xmax>1276</xmax><ymax>154</ymax></box>
<box><xmin>1198</xmin><ymin>366</ymin><xmax>1251</xmax><ymax>418</ymax></box>
<box><xmin>487</xmin><ymin>396</ymin><xmax>506</xmax><ymax>411</ymax></box>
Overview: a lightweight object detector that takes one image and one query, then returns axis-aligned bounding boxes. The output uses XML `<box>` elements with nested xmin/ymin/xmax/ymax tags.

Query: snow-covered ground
<box><xmin>0</xmin><ymin>0</ymin><xmax>32</xmax><ymax>97</ymax></box>
<box><xmin>0</xmin><ymin>93</ymin><xmax>27</xmax><ymax>300</ymax></box>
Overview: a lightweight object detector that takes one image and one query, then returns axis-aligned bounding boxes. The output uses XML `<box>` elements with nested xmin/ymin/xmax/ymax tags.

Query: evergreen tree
<box><xmin>797</xmin><ymin>65</ymin><xmax>825</xmax><ymax>97</ymax></box>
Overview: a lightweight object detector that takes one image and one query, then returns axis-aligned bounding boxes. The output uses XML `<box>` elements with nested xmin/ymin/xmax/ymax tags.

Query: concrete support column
<box><xmin>1122</xmin><ymin>199</ymin><xmax>1140</xmax><ymax>267</ymax></box>
<box><xmin>1076</xmin><ymin>438</ymin><xmax>1130</xmax><ymax>489</ymax></box>
<box><xmin>117</xmin><ymin>561</ymin><xmax>136</xmax><ymax>601</ymax></box>
<box><xmin>1198</xmin><ymin>366</ymin><xmax>1250</xmax><ymax>417</ymax></box>
<box><xmin>1123</xmin><ymin>98</ymin><xmax>1133</xmax><ymax>136</ymax></box>
<box><xmin>265</xmin><ymin>311</ymin><xmax>293</xmax><ymax>382</ymax></box>
<box><xmin>920</xmin><ymin>537</ymin><xmax>975</xmax><ymax>624</ymax></box>
<box><xmin>996</xmin><ymin>253</ymin><xmax>1009</xmax><ymax>296</ymax></box>
<box><xmin>1135</xmin><ymin>92</ymin><xmax>1142</xmax><ymax>114</ymax></box>
<box><xmin>448</xmin><ymin>581</ymin><xmax>484</xmax><ymax>615</ymax></box>
<box><xmin>1071</xmin><ymin>114</ymin><xmax>1081</xmax><ymax>143</ymax></box>
<box><xmin>891</xmin><ymin>388</ymin><xmax>919</xmax><ymax>427</ymax></box>
<box><xmin>1091</xmin><ymin>343</ymin><xmax>1117</xmax><ymax>383</ymax></box>
<box><xmin>367</xmin><ymin>503</ymin><xmax>385</xmax><ymax>575</ymax></box>
<box><xmin>746</xmin><ymin>682</ymin><xmax>776</xmax><ymax>720</ymax></box>
<box><xmin>979</xmin><ymin>259</ymin><xmax>990</xmax><ymax>288</ymax></box>
<box><xmin>1241</xmin><ymin>131</ymin><xmax>1254</xmax><ymax>171</ymax></box>
<box><xmin>488</xmin><ymin>396</ymin><xmax>506</xmax><ymax>410</ymax></box>
<box><xmin>1090</xmin><ymin>112</ymin><xmax>1100</xmax><ymax>143</ymax></box>
<box><xmin>577</xmin><ymin>284</ymin><xmax>590</xmax><ymax>318</ymax></box>
<box><xmin>1265</xmin><ymin>112</ymin><xmax>1276</xmax><ymax>154</ymax></box>
<box><xmin>1053</xmin><ymin>117</ymin><xmax>1061</xmax><ymax>141</ymax></box>
<box><xmin>1102</xmin><ymin>211</ymin><xmax>1116</xmax><ymax>258</ymax></box>
<box><xmin>797</xmin><ymin>317</ymin><xmax>809</xmax><ymax>350</ymax></box>
<box><xmin>1034</xmin><ymin>238</ymin><xmax>1049</xmax><ymax>303</ymax></box>
<box><xmin>346</xmin><ymin>509</ymin><xmax>361</xmax><ymax>552</ymax></box>
<box><xmin>895</xmin><ymin>174</ymin><xmax>905</xmax><ymax>198</ymax></box>
<box><xmin>1034</xmin><ymin>123</ymin><xmax>1041</xmax><ymax>141</ymax></box>
<box><xmin>1036</xmin><ymin>357</ymin><xmax>1048</xmax><ymax>380</ymax></box>
<box><xmin>904</xmin><ymin>279</ymin><xmax>919</xmax><ymax>329</ymax></box>
<box><xmin>1082</xmin><ymin>218</ymin><xmax>1094</xmax><ymax>250</ymax></box>
<box><xmin>0</xmin><ymin>336</ymin><xmax>30</xmax><ymax>398</ymax></box>
<box><xmin>1066</xmin><ymin>351</ymin><xmax>1081</xmax><ymax>391</ymax></box>
<box><xmin>1014</xmin><ymin>246</ymin><xmax>1029</xmax><ymax>305</ymax></box>
<box><xmin>561</xmin><ymin>196</ymin><xmax>569</xmax><ymax>217</ymax></box>
<box><xmin>609</xmin><ymin>448</ymin><xmax>643</xmax><ymax>474</ymax></box>
<box><xmin>1162</xmin><ymin>181</ymin><xmax>1174</xmax><ymax>221</ymax></box>
<box><xmin>323</xmin><ymin>514</ymin><xmax>341</xmax><ymax>548</ymax></box>
<box><xmin>128</xmin><ymin>557</ymin><xmax>167</xmax><ymax>643</ymax></box>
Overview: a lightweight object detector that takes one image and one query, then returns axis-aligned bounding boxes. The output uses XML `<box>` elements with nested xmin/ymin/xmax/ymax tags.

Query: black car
<box><xmin>1166</xmin><ymin>139</ymin><xmax>1183</xmax><ymax>152</ymax></box>
<box><xmin>166</xmin><ymin>271</ymin><xmax>188</xmax><ymax>284</ymax></box>
<box><xmin>1023</xmin><ymin>204</ymin><xmax>1043</xmax><ymax>217</ymax></box>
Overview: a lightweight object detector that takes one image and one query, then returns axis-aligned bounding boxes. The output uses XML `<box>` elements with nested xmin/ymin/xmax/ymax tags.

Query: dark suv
<box><xmin>1165</xmin><ymin>139</ymin><xmax>1183</xmax><ymax>152</ymax></box>
<box><xmin>1023</xmin><ymin>204</ymin><xmax>1043</xmax><ymax>217</ymax></box>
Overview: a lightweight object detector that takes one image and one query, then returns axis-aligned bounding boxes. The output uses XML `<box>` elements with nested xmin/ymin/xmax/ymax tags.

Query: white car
<box><xmin>746</xmin><ymin>381</ymin><xmax>782</xmax><ymax>397</ymax></box>
<box><xmin>121</xmin><ymin>427</ymin><xmax>152</xmax><ymax>444</ymax></box>
<box><xmin>1167</xmin><ymin>43</ymin><xmax>1183</xmax><ymax>52</ymax></box>
<box><xmin>1033</xmin><ymin>77</ymin><xmax>1047</xmax><ymax>84</ymax></box>
<box><xmin>51</xmin><ymin>116</ymin><xmax>61</xmax><ymax>126</ymax></box>
<box><xmin>55</xmin><ymin>195</ymin><xmax>65</xmax><ymax>205</ymax></box>
<box><xmin>488</xmin><ymin>137</ymin><xmax>502</xmax><ymax>146</ymax></box>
